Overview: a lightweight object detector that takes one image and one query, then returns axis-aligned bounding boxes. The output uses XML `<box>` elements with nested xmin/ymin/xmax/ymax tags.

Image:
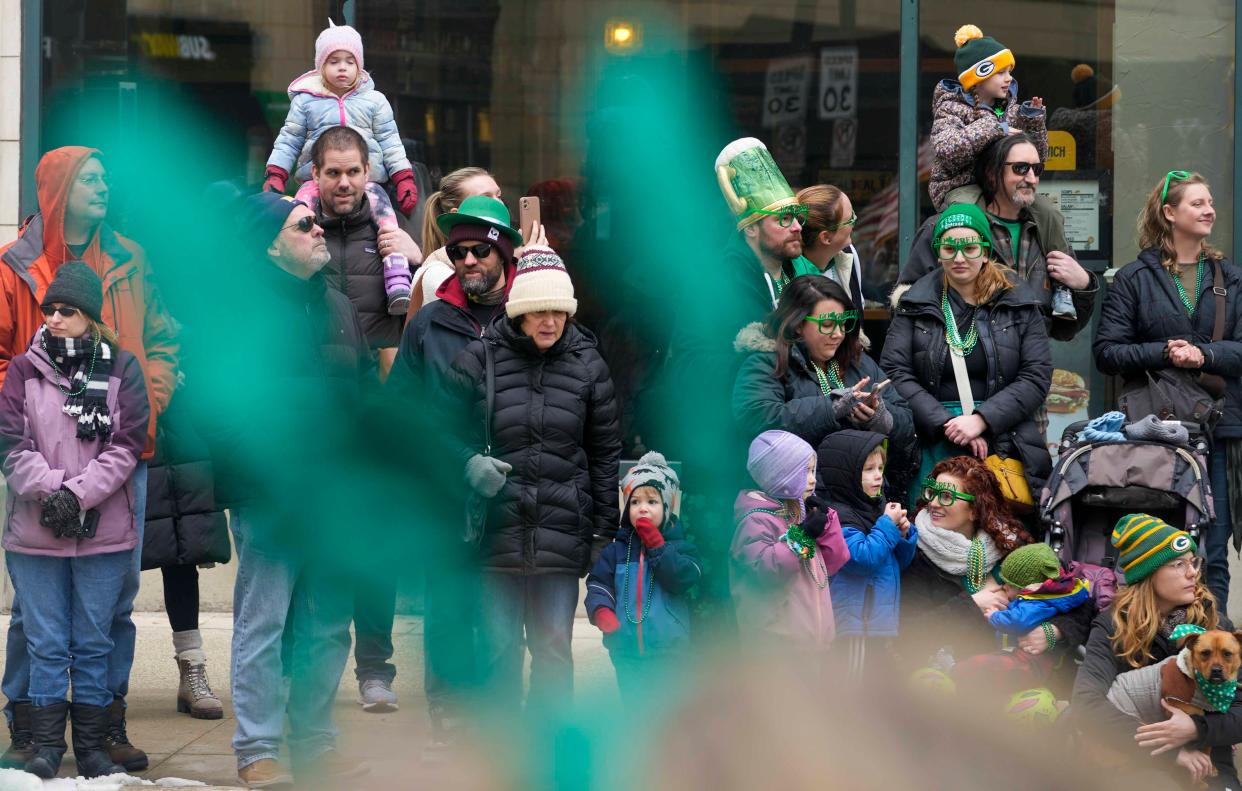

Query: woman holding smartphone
<box><xmin>733</xmin><ymin>275</ymin><xmax>914</xmax><ymax>496</ymax></box>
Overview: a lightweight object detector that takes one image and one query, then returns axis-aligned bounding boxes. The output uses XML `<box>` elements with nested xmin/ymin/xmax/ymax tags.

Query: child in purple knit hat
<box><xmin>730</xmin><ymin>430</ymin><xmax>849</xmax><ymax>657</ymax></box>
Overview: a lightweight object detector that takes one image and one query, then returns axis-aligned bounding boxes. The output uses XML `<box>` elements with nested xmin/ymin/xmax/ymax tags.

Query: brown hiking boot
<box><xmin>103</xmin><ymin>699</ymin><xmax>148</xmax><ymax>771</ymax></box>
<box><xmin>239</xmin><ymin>758</ymin><xmax>294</xmax><ymax>788</ymax></box>
<box><xmin>0</xmin><ymin>703</ymin><xmax>34</xmax><ymax>768</ymax></box>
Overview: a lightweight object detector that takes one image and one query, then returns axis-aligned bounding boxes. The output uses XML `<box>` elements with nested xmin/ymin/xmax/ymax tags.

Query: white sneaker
<box><xmin>358</xmin><ymin>679</ymin><xmax>399</xmax><ymax>713</ymax></box>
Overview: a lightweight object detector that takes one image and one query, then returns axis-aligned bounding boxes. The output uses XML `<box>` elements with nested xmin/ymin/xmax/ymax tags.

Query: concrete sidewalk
<box><xmin>0</xmin><ymin>611</ymin><xmax>615</xmax><ymax>789</ymax></box>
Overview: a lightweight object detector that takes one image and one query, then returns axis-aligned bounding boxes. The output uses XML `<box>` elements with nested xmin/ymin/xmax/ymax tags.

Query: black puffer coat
<box><xmin>448</xmin><ymin>316</ymin><xmax>622</xmax><ymax>575</ymax></box>
<box><xmin>1094</xmin><ymin>248</ymin><xmax>1242</xmax><ymax>440</ymax></box>
<box><xmin>319</xmin><ymin>199</ymin><xmax>402</xmax><ymax>350</ymax></box>
<box><xmin>880</xmin><ymin>269</ymin><xmax>1053</xmax><ymax>494</ymax></box>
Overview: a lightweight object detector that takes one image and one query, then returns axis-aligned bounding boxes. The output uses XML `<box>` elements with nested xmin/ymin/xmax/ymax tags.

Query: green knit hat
<box><xmin>932</xmin><ymin>203</ymin><xmax>995</xmax><ymax>251</ymax></box>
<box><xmin>953</xmin><ymin>25</ymin><xmax>1015</xmax><ymax>92</ymax></box>
<box><xmin>1111</xmin><ymin>514</ymin><xmax>1198</xmax><ymax>584</ymax></box>
<box><xmin>1000</xmin><ymin>544</ymin><xmax>1061</xmax><ymax>590</ymax></box>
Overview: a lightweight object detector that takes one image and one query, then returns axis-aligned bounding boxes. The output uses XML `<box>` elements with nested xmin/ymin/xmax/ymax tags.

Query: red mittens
<box><xmin>392</xmin><ymin>169</ymin><xmax>417</xmax><ymax>216</ymax></box>
<box><xmin>593</xmin><ymin>607</ymin><xmax>620</xmax><ymax>634</ymax></box>
<box><xmin>634</xmin><ymin>517</ymin><xmax>665</xmax><ymax>550</ymax></box>
<box><xmin>262</xmin><ymin>165</ymin><xmax>289</xmax><ymax>194</ymax></box>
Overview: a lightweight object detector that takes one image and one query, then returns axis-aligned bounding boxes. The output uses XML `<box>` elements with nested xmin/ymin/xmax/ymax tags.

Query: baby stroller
<box><xmin>1039</xmin><ymin>419</ymin><xmax>1212</xmax><ymax>576</ymax></box>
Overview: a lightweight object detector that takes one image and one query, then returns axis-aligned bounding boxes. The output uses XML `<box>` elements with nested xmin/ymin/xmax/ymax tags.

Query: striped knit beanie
<box><xmin>504</xmin><ymin>245</ymin><xmax>577</xmax><ymax>319</ymax></box>
<box><xmin>1111</xmin><ymin>514</ymin><xmax>1197</xmax><ymax>584</ymax></box>
<box><xmin>953</xmin><ymin>25</ymin><xmax>1015</xmax><ymax>92</ymax></box>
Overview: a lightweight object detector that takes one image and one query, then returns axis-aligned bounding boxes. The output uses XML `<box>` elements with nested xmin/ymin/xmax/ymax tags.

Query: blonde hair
<box><xmin>419</xmin><ymin>167</ymin><xmax>493</xmax><ymax>252</ymax></box>
<box><xmin>1110</xmin><ymin>574</ymin><xmax>1218</xmax><ymax>668</ymax></box>
<box><xmin>1137</xmin><ymin>171</ymin><xmax>1224</xmax><ymax>272</ymax></box>
<box><xmin>942</xmin><ymin>255</ymin><xmax>1014</xmax><ymax>306</ymax></box>
<box><xmin>87</xmin><ymin>317</ymin><xmax>119</xmax><ymax>347</ymax></box>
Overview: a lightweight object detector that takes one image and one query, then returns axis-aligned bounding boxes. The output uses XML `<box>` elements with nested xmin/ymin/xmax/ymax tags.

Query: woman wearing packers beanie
<box><xmin>444</xmin><ymin>245</ymin><xmax>621</xmax><ymax>712</ymax></box>
<box><xmin>1072</xmin><ymin>514</ymin><xmax>1242</xmax><ymax>786</ymax></box>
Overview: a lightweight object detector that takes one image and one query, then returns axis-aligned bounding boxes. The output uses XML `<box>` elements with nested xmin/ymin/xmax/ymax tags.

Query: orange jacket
<box><xmin>0</xmin><ymin>146</ymin><xmax>179</xmax><ymax>458</ymax></box>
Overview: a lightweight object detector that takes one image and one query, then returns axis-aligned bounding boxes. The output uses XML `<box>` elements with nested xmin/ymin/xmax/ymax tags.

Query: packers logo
<box><xmin>975</xmin><ymin>60</ymin><xmax>996</xmax><ymax>79</ymax></box>
<box><xmin>1172</xmin><ymin>534</ymin><xmax>1192</xmax><ymax>553</ymax></box>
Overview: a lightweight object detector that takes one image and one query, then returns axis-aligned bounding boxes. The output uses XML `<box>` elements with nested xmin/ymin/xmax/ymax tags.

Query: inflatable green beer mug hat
<box><xmin>715</xmin><ymin>137</ymin><xmax>806</xmax><ymax>231</ymax></box>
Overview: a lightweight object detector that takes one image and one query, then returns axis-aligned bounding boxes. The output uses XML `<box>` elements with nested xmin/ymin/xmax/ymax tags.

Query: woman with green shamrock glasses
<box><xmin>733</xmin><ymin>275</ymin><xmax>915</xmax><ymax>494</ymax></box>
<box><xmin>880</xmin><ymin>202</ymin><xmax>1053</xmax><ymax>506</ymax></box>
<box><xmin>796</xmin><ymin>184</ymin><xmax>868</xmax><ymax>346</ymax></box>
<box><xmin>1095</xmin><ymin>170</ymin><xmax>1242</xmax><ymax>610</ymax></box>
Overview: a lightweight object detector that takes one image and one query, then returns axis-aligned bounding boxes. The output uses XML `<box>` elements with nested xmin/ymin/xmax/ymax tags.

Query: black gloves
<box><xmin>803</xmin><ymin>496</ymin><xmax>831</xmax><ymax>539</ymax></box>
<box><xmin>40</xmin><ymin>487</ymin><xmax>81</xmax><ymax>535</ymax></box>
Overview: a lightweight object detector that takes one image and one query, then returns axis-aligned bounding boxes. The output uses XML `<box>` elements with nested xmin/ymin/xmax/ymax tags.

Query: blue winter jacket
<box><xmin>585</xmin><ymin>516</ymin><xmax>701</xmax><ymax>658</ymax></box>
<box><xmin>830</xmin><ymin>514</ymin><xmax>919</xmax><ymax>638</ymax></box>
<box><xmin>266</xmin><ymin>71</ymin><xmax>411</xmax><ymax>184</ymax></box>
<box><xmin>988</xmin><ymin>577</ymin><xmax>1091</xmax><ymax>636</ymax></box>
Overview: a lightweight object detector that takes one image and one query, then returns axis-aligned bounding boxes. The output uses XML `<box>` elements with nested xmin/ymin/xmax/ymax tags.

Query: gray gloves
<box><xmin>863</xmin><ymin>397</ymin><xmax>894</xmax><ymax>434</ymax></box>
<box><xmin>465</xmin><ymin>454</ymin><xmax>512</xmax><ymax>498</ymax></box>
<box><xmin>829</xmin><ymin>387</ymin><xmax>862</xmax><ymax>419</ymax></box>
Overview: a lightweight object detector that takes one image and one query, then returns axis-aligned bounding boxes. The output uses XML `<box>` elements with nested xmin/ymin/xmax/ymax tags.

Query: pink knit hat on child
<box><xmin>315</xmin><ymin>20</ymin><xmax>364</xmax><ymax>72</ymax></box>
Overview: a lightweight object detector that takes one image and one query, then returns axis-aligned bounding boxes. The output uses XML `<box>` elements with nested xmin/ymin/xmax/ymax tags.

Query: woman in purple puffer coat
<box><xmin>0</xmin><ymin>261</ymin><xmax>148</xmax><ymax>780</ymax></box>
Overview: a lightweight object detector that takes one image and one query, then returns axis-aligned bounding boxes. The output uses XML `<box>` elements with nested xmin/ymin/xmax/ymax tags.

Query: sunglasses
<box><xmin>920</xmin><ymin>477</ymin><xmax>977</xmax><ymax>507</ymax></box>
<box><xmin>756</xmin><ymin>206</ymin><xmax>809</xmax><ymax>228</ymax></box>
<box><xmin>825</xmin><ymin>213</ymin><xmax>858</xmax><ymax>233</ymax></box>
<box><xmin>40</xmin><ymin>305</ymin><xmax>81</xmax><ymax>318</ymax></box>
<box><xmin>1005</xmin><ymin>161</ymin><xmax>1045</xmax><ymax>177</ymax></box>
<box><xmin>446</xmin><ymin>242</ymin><xmax>495</xmax><ymax>262</ymax></box>
<box><xmin>804</xmin><ymin>311</ymin><xmax>859</xmax><ymax>336</ymax></box>
<box><xmin>1161</xmin><ymin>170</ymin><xmax>1192</xmax><ymax>205</ymax></box>
<box><xmin>935</xmin><ymin>237</ymin><xmax>990</xmax><ymax>261</ymax></box>
<box><xmin>281</xmin><ymin>215</ymin><xmax>317</xmax><ymax>234</ymax></box>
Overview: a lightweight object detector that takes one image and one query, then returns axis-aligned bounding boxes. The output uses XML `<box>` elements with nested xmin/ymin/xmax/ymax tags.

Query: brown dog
<box><xmin>1161</xmin><ymin>629</ymin><xmax>1242</xmax><ymax>786</ymax></box>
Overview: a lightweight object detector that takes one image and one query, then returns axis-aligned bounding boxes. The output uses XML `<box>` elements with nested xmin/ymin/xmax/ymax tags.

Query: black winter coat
<box><xmin>447</xmin><ymin>316</ymin><xmax>622</xmax><ymax>575</ymax></box>
<box><xmin>142</xmin><ymin>395</ymin><xmax>229</xmax><ymax>570</ymax></box>
<box><xmin>319</xmin><ymin>199</ymin><xmax>402</xmax><ymax>350</ymax></box>
<box><xmin>1093</xmin><ymin>248</ymin><xmax>1242</xmax><ymax>440</ymax></box>
<box><xmin>1071</xmin><ymin>609</ymin><xmax>1242</xmax><ymax>781</ymax></box>
<box><xmin>880</xmin><ymin>269</ymin><xmax>1053</xmax><ymax>493</ymax></box>
<box><xmin>900</xmin><ymin>208</ymin><xmax>1099</xmax><ymax>342</ymax></box>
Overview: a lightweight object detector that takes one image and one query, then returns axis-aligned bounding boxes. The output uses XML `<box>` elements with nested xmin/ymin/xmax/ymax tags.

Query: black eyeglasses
<box><xmin>40</xmin><ymin>305</ymin><xmax>81</xmax><ymax>318</ymax></box>
<box><xmin>1005</xmin><ymin>161</ymin><xmax>1045</xmax><ymax>177</ymax></box>
<box><xmin>446</xmin><ymin>242</ymin><xmax>495</xmax><ymax>262</ymax></box>
<box><xmin>281</xmin><ymin>215</ymin><xmax>317</xmax><ymax>234</ymax></box>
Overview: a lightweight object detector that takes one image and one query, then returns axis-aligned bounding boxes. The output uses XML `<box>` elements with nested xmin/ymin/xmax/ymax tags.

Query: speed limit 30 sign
<box><xmin>819</xmin><ymin>47</ymin><xmax>858</xmax><ymax>120</ymax></box>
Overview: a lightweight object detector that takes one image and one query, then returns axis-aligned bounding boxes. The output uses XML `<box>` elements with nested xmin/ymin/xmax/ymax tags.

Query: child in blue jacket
<box><xmin>986</xmin><ymin>543</ymin><xmax>1091</xmax><ymax>638</ymax></box>
<box><xmin>586</xmin><ymin>452</ymin><xmax>701</xmax><ymax>697</ymax></box>
<box><xmin>816</xmin><ymin>430</ymin><xmax>918</xmax><ymax>680</ymax></box>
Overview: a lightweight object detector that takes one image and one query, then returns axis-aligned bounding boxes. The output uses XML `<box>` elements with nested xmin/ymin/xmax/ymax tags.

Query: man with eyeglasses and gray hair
<box><xmin>897</xmin><ymin>132</ymin><xmax>1098</xmax><ymax>342</ymax></box>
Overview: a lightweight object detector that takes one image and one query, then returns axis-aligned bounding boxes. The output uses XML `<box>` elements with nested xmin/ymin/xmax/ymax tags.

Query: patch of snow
<box><xmin>0</xmin><ymin>771</ymin><xmax>206</xmax><ymax>790</ymax></box>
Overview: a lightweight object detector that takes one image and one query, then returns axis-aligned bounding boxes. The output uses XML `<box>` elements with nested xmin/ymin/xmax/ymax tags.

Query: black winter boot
<box><xmin>71</xmin><ymin>703</ymin><xmax>126</xmax><ymax>779</ymax></box>
<box><xmin>103</xmin><ymin>698</ymin><xmax>148</xmax><ymax>771</ymax></box>
<box><xmin>24</xmin><ymin>702</ymin><xmax>69</xmax><ymax>779</ymax></box>
<box><xmin>0</xmin><ymin>702</ymin><xmax>34</xmax><ymax>768</ymax></box>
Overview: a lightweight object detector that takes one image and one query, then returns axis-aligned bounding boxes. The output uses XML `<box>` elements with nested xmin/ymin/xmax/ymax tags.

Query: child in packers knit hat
<box><xmin>585</xmin><ymin>451</ymin><xmax>701</xmax><ymax>697</ymax></box>
<box><xmin>929</xmin><ymin>24</ymin><xmax>1071</xmax><ymax>288</ymax></box>
<box><xmin>730</xmin><ymin>431</ymin><xmax>849</xmax><ymax>656</ymax></box>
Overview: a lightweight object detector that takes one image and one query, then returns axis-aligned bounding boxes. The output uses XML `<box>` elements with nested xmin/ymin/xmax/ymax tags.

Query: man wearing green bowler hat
<box><xmin>390</xmin><ymin>193</ymin><xmax>523</xmax><ymax>761</ymax></box>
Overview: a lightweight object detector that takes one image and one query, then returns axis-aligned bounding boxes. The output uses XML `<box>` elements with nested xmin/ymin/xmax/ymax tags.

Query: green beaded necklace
<box><xmin>742</xmin><ymin>506</ymin><xmax>830</xmax><ymax>590</ymax></box>
<box><xmin>809</xmin><ymin>360</ymin><xmax>846</xmax><ymax>396</ymax></box>
<box><xmin>773</xmin><ymin>272</ymin><xmax>790</xmax><ymax>298</ymax></box>
<box><xmin>940</xmin><ymin>288</ymin><xmax>979</xmax><ymax>357</ymax></box>
<box><xmin>1170</xmin><ymin>252</ymin><xmax>1206</xmax><ymax>316</ymax></box>
<box><xmin>39</xmin><ymin>332</ymin><xmax>99</xmax><ymax>398</ymax></box>
<box><xmin>964</xmin><ymin>537</ymin><xmax>987</xmax><ymax>594</ymax></box>
<box><xmin>621</xmin><ymin>533</ymin><xmax>655</xmax><ymax>625</ymax></box>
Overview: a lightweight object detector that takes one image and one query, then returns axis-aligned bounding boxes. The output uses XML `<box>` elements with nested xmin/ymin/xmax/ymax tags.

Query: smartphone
<box><xmin>519</xmin><ymin>196</ymin><xmax>541</xmax><ymax>242</ymax></box>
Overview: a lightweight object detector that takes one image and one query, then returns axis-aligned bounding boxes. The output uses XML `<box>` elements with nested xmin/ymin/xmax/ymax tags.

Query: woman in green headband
<box><xmin>880</xmin><ymin>203</ymin><xmax>1053</xmax><ymax>503</ymax></box>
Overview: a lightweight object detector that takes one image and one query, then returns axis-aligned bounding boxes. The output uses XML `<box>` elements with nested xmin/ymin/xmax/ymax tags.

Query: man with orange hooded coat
<box><xmin>0</xmin><ymin>147</ymin><xmax>179</xmax><ymax>771</ymax></box>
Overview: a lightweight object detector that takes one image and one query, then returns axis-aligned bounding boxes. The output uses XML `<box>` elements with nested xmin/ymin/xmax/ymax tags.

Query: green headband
<box><xmin>932</xmin><ymin>203</ymin><xmax>995</xmax><ymax>252</ymax></box>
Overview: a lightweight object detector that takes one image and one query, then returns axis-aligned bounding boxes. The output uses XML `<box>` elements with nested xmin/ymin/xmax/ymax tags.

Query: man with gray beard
<box><xmin>898</xmin><ymin>132</ymin><xmax>1098</xmax><ymax>341</ymax></box>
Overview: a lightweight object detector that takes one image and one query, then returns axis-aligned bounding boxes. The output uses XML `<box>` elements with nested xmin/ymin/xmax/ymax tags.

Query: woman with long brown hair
<box><xmin>880</xmin><ymin>203</ymin><xmax>1052</xmax><ymax>501</ymax></box>
<box><xmin>1072</xmin><ymin>514</ymin><xmax>1242</xmax><ymax>787</ymax></box>
<box><xmin>1094</xmin><ymin>171</ymin><xmax>1242</xmax><ymax>613</ymax></box>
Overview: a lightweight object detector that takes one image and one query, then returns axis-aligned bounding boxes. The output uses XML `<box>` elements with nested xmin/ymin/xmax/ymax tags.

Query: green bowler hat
<box><xmin>436</xmin><ymin>195</ymin><xmax>523</xmax><ymax>245</ymax></box>
<box><xmin>715</xmin><ymin>137</ymin><xmax>800</xmax><ymax>230</ymax></box>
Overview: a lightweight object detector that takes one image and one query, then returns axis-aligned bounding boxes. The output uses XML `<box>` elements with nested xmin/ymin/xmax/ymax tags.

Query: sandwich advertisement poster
<box><xmin>1044</xmin><ymin>342</ymin><xmax>1095</xmax><ymax>457</ymax></box>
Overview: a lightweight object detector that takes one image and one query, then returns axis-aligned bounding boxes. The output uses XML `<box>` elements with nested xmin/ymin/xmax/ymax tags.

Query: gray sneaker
<box><xmin>358</xmin><ymin>679</ymin><xmax>399</xmax><ymax>713</ymax></box>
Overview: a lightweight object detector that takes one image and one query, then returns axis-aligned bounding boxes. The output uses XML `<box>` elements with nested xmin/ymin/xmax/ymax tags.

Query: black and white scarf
<box><xmin>38</xmin><ymin>326</ymin><xmax>114</xmax><ymax>441</ymax></box>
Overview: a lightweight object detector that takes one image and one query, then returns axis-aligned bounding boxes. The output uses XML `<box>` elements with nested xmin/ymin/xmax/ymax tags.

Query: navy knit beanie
<box><xmin>239</xmin><ymin>192</ymin><xmax>305</xmax><ymax>254</ymax></box>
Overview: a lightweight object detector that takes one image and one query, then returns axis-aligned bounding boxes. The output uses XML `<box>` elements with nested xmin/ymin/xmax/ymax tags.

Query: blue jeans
<box><xmin>5</xmin><ymin>550</ymin><xmax>131</xmax><ymax>707</ymax></box>
<box><xmin>1207</xmin><ymin>449</ymin><xmax>1232</xmax><ymax>614</ymax></box>
<box><xmin>353</xmin><ymin>574</ymin><xmax>396</xmax><ymax>684</ymax></box>
<box><xmin>229</xmin><ymin>507</ymin><xmax>353</xmax><ymax>771</ymax></box>
<box><xmin>477</xmin><ymin>572</ymin><xmax>578</xmax><ymax>714</ymax></box>
<box><xmin>4</xmin><ymin>461</ymin><xmax>146</xmax><ymax>717</ymax></box>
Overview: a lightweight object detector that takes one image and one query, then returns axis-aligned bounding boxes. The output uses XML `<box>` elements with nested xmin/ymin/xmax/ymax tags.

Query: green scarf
<box><xmin>1171</xmin><ymin>624</ymin><xmax>1239</xmax><ymax>713</ymax></box>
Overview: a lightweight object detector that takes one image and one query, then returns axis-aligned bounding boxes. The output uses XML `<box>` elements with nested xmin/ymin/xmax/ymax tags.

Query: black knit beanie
<box><xmin>42</xmin><ymin>261</ymin><xmax>104</xmax><ymax>322</ymax></box>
